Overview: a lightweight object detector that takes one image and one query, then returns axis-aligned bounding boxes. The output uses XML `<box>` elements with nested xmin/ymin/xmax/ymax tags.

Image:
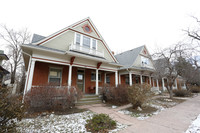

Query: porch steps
<box><xmin>76</xmin><ymin>95</ymin><xmax>102</xmax><ymax>106</ymax></box>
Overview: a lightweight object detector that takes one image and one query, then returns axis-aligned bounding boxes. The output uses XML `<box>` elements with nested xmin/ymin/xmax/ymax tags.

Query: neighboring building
<box><xmin>115</xmin><ymin>45</ymin><xmax>159</xmax><ymax>92</ymax></box>
<box><xmin>0</xmin><ymin>50</ymin><xmax>9</xmax><ymax>85</ymax></box>
<box><xmin>21</xmin><ymin>17</ymin><xmax>121</xmax><ymax>96</ymax></box>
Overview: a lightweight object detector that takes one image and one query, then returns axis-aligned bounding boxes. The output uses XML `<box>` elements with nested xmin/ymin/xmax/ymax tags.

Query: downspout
<box><xmin>22</xmin><ymin>51</ymin><xmax>32</xmax><ymax>103</ymax></box>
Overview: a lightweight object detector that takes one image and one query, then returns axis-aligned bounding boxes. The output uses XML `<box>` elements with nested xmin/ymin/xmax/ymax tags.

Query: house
<box><xmin>115</xmin><ymin>45</ymin><xmax>159</xmax><ymax>92</ymax></box>
<box><xmin>21</xmin><ymin>17</ymin><xmax>122</xmax><ymax>97</ymax></box>
<box><xmin>0</xmin><ymin>50</ymin><xmax>9</xmax><ymax>85</ymax></box>
<box><xmin>22</xmin><ymin>17</ymin><xmax>180</xmax><ymax>99</ymax></box>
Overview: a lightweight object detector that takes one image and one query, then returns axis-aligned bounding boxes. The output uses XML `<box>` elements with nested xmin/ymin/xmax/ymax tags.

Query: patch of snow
<box><xmin>112</xmin><ymin>105</ymin><xmax>118</xmax><ymax>109</ymax></box>
<box><xmin>17</xmin><ymin>111</ymin><xmax>126</xmax><ymax>133</ymax></box>
<box><xmin>185</xmin><ymin>114</ymin><xmax>200</xmax><ymax>133</ymax></box>
<box><xmin>118</xmin><ymin>104</ymin><xmax>165</xmax><ymax>120</ymax></box>
<box><xmin>164</xmin><ymin>98</ymin><xmax>173</xmax><ymax>102</ymax></box>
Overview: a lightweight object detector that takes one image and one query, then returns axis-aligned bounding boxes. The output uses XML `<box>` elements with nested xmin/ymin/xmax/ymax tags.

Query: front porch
<box><xmin>26</xmin><ymin>60</ymin><xmax>119</xmax><ymax>95</ymax></box>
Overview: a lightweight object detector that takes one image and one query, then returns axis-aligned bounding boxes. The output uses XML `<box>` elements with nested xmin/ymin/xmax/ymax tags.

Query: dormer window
<box><xmin>141</xmin><ymin>56</ymin><xmax>149</xmax><ymax>65</ymax></box>
<box><xmin>83</xmin><ymin>36</ymin><xmax>90</xmax><ymax>48</ymax></box>
<box><xmin>76</xmin><ymin>33</ymin><xmax>81</xmax><ymax>45</ymax></box>
<box><xmin>92</xmin><ymin>39</ymin><xmax>96</xmax><ymax>50</ymax></box>
<box><xmin>74</xmin><ymin>33</ymin><xmax>97</xmax><ymax>50</ymax></box>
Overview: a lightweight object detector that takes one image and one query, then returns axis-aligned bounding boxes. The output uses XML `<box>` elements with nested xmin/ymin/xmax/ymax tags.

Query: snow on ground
<box><xmin>17</xmin><ymin>111</ymin><xmax>127</xmax><ymax>133</ymax></box>
<box><xmin>118</xmin><ymin>104</ymin><xmax>165</xmax><ymax>120</ymax></box>
<box><xmin>185</xmin><ymin>114</ymin><xmax>200</xmax><ymax>133</ymax></box>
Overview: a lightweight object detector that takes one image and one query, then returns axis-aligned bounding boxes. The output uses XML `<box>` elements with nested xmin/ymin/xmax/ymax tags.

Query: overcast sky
<box><xmin>0</xmin><ymin>0</ymin><xmax>200</xmax><ymax>54</ymax></box>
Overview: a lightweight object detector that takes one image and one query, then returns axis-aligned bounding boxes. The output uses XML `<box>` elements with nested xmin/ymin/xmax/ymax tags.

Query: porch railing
<box><xmin>69</xmin><ymin>44</ymin><xmax>104</xmax><ymax>58</ymax></box>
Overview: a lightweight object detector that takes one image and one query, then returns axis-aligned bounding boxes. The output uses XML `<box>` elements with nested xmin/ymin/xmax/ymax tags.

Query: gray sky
<box><xmin>0</xmin><ymin>0</ymin><xmax>200</xmax><ymax>54</ymax></box>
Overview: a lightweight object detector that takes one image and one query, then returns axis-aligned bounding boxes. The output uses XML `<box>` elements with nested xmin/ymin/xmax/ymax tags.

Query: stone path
<box><xmin>78</xmin><ymin>95</ymin><xmax>200</xmax><ymax>133</ymax></box>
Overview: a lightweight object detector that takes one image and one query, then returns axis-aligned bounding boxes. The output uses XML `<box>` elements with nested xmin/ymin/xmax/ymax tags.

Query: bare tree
<box><xmin>153</xmin><ymin>44</ymin><xmax>185</xmax><ymax>99</ymax></box>
<box><xmin>0</xmin><ymin>25</ymin><xmax>30</xmax><ymax>84</ymax></box>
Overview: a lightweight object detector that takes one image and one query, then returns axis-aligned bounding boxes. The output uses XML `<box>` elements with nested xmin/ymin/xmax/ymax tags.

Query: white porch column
<box><xmin>119</xmin><ymin>74</ymin><xmax>121</xmax><ymax>84</ymax></box>
<box><xmin>162</xmin><ymin>78</ymin><xmax>165</xmax><ymax>91</ymax></box>
<box><xmin>149</xmin><ymin>76</ymin><xmax>152</xmax><ymax>86</ymax></box>
<box><xmin>95</xmin><ymin>69</ymin><xmax>99</xmax><ymax>95</ymax></box>
<box><xmin>104</xmin><ymin>73</ymin><xmax>107</xmax><ymax>84</ymax></box>
<box><xmin>153</xmin><ymin>79</ymin><xmax>155</xmax><ymax>87</ymax></box>
<box><xmin>26</xmin><ymin>59</ymin><xmax>36</xmax><ymax>93</ymax></box>
<box><xmin>115</xmin><ymin>71</ymin><xmax>118</xmax><ymax>87</ymax></box>
<box><xmin>140</xmin><ymin>74</ymin><xmax>143</xmax><ymax>84</ymax></box>
<box><xmin>68</xmin><ymin>65</ymin><xmax>72</xmax><ymax>86</ymax></box>
<box><xmin>175</xmin><ymin>79</ymin><xmax>178</xmax><ymax>89</ymax></box>
<box><xmin>129</xmin><ymin>72</ymin><xmax>132</xmax><ymax>86</ymax></box>
<box><xmin>156</xmin><ymin>79</ymin><xmax>159</xmax><ymax>89</ymax></box>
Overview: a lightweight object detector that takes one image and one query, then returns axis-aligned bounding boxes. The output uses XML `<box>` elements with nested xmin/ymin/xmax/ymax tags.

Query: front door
<box><xmin>77</xmin><ymin>70</ymin><xmax>85</xmax><ymax>93</ymax></box>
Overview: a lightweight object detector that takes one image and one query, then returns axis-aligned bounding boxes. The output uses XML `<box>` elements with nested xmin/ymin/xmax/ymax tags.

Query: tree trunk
<box><xmin>169</xmin><ymin>89</ymin><xmax>173</xmax><ymax>99</ymax></box>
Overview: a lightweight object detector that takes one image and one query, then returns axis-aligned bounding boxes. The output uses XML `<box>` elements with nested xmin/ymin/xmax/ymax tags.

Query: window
<box><xmin>141</xmin><ymin>56</ymin><xmax>150</xmax><ymax>66</ymax></box>
<box><xmin>49</xmin><ymin>68</ymin><xmax>62</xmax><ymax>85</ymax></box>
<box><xmin>135</xmin><ymin>76</ymin><xmax>139</xmax><ymax>83</ymax></box>
<box><xmin>83</xmin><ymin>36</ymin><xmax>90</xmax><ymax>48</ymax></box>
<box><xmin>106</xmin><ymin>75</ymin><xmax>110</xmax><ymax>84</ymax></box>
<box><xmin>125</xmin><ymin>75</ymin><xmax>129</xmax><ymax>85</ymax></box>
<box><xmin>75</xmin><ymin>33</ymin><xmax>97</xmax><ymax>50</ymax></box>
<box><xmin>91</xmin><ymin>72</ymin><xmax>101</xmax><ymax>81</ymax></box>
<box><xmin>76</xmin><ymin>33</ymin><xmax>81</xmax><ymax>45</ymax></box>
<box><xmin>92</xmin><ymin>39</ymin><xmax>96</xmax><ymax>50</ymax></box>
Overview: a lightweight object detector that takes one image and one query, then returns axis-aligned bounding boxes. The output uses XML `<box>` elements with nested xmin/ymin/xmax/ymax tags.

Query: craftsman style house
<box><xmin>21</xmin><ymin>17</ymin><xmax>121</xmax><ymax>96</ymax></box>
<box><xmin>22</xmin><ymin>17</ymin><xmax>185</xmax><ymax>98</ymax></box>
<box><xmin>115</xmin><ymin>46</ymin><xmax>158</xmax><ymax>91</ymax></box>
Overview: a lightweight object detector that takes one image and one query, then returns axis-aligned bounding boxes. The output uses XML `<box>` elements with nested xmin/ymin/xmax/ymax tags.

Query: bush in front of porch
<box><xmin>101</xmin><ymin>84</ymin><xmax>129</xmax><ymax>105</ymax></box>
<box><xmin>128</xmin><ymin>83</ymin><xmax>153</xmax><ymax>109</ymax></box>
<box><xmin>24</xmin><ymin>84</ymin><xmax>83</xmax><ymax>112</ymax></box>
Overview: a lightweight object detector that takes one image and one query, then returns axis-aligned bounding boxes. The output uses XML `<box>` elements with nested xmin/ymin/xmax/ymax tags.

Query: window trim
<box><xmin>48</xmin><ymin>67</ymin><xmax>63</xmax><ymax>86</ymax></box>
<box><xmin>75</xmin><ymin>32</ymin><xmax>97</xmax><ymax>50</ymax></box>
<box><xmin>91</xmin><ymin>72</ymin><xmax>101</xmax><ymax>82</ymax></box>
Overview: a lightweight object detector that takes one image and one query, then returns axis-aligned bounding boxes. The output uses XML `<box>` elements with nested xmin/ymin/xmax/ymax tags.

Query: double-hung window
<box><xmin>92</xmin><ymin>39</ymin><xmax>97</xmax><ymax>50</ymax></box>
<box><xmin>83</xmin><ymin>36</ymin><xmax>90</xmax><ymax>48</ymax></box>
<box><xmin>75</xmin><ymin>33</ymin><xmax>97</xmax><ymax>50</ymax></box>
<box><xmin>49</xmin><ymin>68</ymin><xmax>62</xmax><ymax>85</ymax></box>
<box><xmin>76</xmin><ymin>34</ymin><xmax>81</xmax><ymax>45</ymax></box>
<box><xmin>91</xmin><ymin>72</ymin><xmax>101</xmax><ymax>81</ymax></box>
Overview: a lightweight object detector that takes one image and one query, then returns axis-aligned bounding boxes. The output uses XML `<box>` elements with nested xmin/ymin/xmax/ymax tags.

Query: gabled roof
<box><xmin>115</xmin><ymin>45</ymin><xmax>144</xmax><ymax>68</ymax></box>
<box><xmin>31</xmin><ymin>34</ymin><xmax>46</xmax><ymax>43</ymax></box>
<box><xmin>29</xmin><ymin>17</ymin><xmax>118</xmax><ymax>63</ymax></box>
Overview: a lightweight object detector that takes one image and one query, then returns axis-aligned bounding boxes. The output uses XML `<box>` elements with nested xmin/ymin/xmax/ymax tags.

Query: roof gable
<box><xmin>30</xmin><ymin>17</ymin><xmax>118</xmax><ymax>63</ymax></box>
<box><xmin>115</xmin><ymin>45</ymin><xmax>144</xmax><ymax>68</ymax></box>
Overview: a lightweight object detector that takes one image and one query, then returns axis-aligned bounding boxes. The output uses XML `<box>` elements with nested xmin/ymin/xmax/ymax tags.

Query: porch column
<box><xmin>26</xmin><ymin>59</ymin><xmax>36</xmax><ymax>93</ymax></box>
<box><xmin>68</xmin><ymin>65</ymin><xmax>72</xmax><ymax>86</ymax></box>
<box><xmin>104</xmin><ymin>73</ymin><xmax>107</xmax><ymax>84</ymax></box>
<box><xmin>162</xmin><ymin>78</ymin><xmax>165</xmax><ymax>91</ymax></box>
<box><xmin>156</xmin><ymin>79</ymin><xmax>159</xmax><ymax>89</ymax></box>
<box><xmin>95</xmin><ymin>69</ymin><xmax>99</xmax><ymax>95</ymax></box>
<box><xmin>149</xmin><ymin>76</ymin><xmax>152</xmax><ymax>86</ymax></box>
<box><xmin>175</xmin><ymin>79</ymin><xmax>178</xmax><ymax>89</ymax></box>
<box><xmin>129</xmin><ymin>72</ymin><xmax>132</xmax><ymax>86</ymax></box>
<box><xmin>115</xmin><ymin>71</ymin><xmax>118</xmax><ymax>87</ymax></box>
<box><xmin>153</xmin><ymin>78</ymin><xmax>155</xmax><ymax>87</ymax></box>
<box><xmin>140</xmin><ymin>74</ymin><xmax>143</xmax><ymax>84</ymax></box>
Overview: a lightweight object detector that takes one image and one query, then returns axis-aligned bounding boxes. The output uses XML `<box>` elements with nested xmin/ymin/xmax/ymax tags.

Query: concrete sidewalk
<box><xmin>78</xmin><ymin>95</ymin><xmax>200</xmax><ymax>133</ymax></box>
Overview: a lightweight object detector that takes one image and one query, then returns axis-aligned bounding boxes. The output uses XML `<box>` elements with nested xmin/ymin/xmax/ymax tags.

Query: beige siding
<box><xmin>73</xmin><ymin>21</ymin><xmax>99</xmax><ymax>38</ymax></box>
<box><xmin>43</xmin><ymin>31</ymin><xmax>74</xmax><ymax>51</ymax></box>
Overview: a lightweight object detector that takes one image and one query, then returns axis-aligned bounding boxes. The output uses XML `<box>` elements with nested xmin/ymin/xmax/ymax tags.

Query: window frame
<box><xmin>91</xmin><ymin>72</ymin><xmax>101</xmax><ymax>82</ymax></box>
<box><xmin>74</xmin><ymin>33</ymin><xmax>97</xmax><ymax>50</ymax></box>
<box><xmin>48</xmin><ymin>67</ymin><xmax>63</xmax><ymax>86</ymax></box>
